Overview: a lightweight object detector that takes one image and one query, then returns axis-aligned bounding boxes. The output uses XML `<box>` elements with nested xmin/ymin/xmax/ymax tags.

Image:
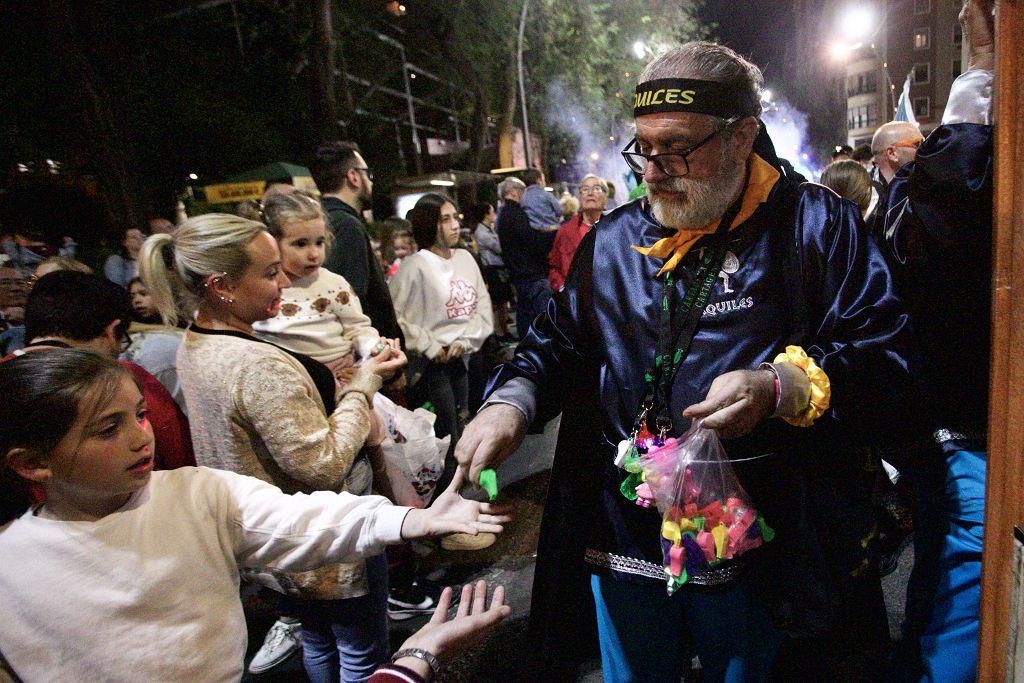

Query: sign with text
<box><xmin>203</xmin><ymin>181</ymin><xmax>267</xmax><ymax>203</ymax></box>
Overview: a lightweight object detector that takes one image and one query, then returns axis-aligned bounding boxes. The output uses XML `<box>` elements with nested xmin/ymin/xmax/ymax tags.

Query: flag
<box><xmin>893</xmin><ymin>74</ymin><xmax>918</xmax><ymax>125</ymax></box>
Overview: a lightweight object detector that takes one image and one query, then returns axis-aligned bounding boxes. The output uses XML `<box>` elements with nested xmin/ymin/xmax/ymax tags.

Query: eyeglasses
<box><xmin>890</xmin><ymin>137</ymin><xmax>924</xmax><ymax>150</ymax></box>
<box><xmin>352</xmin><ymin>167</ymin><xmax>375</xmax><ymax>181</ymax></box>
<box><xmin>621</xmin><ymin>117</ymin><xmax>739</xmax><ymax>178</ymax></box>
<box><xmin>579</xmin><ymin>185</ymin><xmax>607</xmax><ymax>195</ymax></box>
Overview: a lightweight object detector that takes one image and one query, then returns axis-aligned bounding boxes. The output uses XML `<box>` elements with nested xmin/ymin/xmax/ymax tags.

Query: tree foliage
<box><xmin>0</xmin><ymin>0</ymin><xmax>709</xmax><ymax>230</ymax></box>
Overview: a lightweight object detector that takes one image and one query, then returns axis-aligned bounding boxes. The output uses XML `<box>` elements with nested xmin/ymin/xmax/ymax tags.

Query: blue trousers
<box><xmin>295</xmin><ymin>554</ymin><xmax>390</xmax><ymax>683</ymax></box>
<box><xmin>591</xmin><ymin>573</ymin><xmax>782</xmax><ymax>683</ymax></box>
<box><xmin>913</xmin><ymin>450</ymin><xmax>985</xmax><ymax>682</ymax></box>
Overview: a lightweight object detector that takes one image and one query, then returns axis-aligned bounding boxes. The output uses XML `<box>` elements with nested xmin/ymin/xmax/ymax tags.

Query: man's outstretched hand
<box><xmin>454</xmin><ymin>403</ymin><xmax>527</xmax><ymax>485</ymax></box>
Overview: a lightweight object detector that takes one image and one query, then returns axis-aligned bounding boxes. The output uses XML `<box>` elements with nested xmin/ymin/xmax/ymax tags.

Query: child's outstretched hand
<box><xmin>391</xmin><ymin>581</ymin><xmax>511</xmax><ymax>678</ymax></box>
<box><xmin>399</xmin><ymin>469</ymin><xmax>512</xmax><ymax>540</ymax></box>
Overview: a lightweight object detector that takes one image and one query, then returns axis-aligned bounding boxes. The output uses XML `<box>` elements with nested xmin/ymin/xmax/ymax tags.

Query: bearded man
<box><xmin>457</xmin><ymin>41</ymin><xmax>918</xmax><ymax>680</ymax></box>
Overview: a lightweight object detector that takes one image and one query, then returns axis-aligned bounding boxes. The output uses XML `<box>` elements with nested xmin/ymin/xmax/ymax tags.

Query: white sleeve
<box><xmin>457</xmin><ymin>259</ymin><xmax>494</xmax><ymax>353</ymax></box>
<box><xmin>332</xmin><ymin>277</ymin><xmax>381</xmax><ymax>358</ymax></box>
<box><xmin>942</xmin><ymin>69</ymin><xmax>993</xmax><ymax>125</ymax></box>
<box><xmin>209</xmin><ymin>468</ymin><xmax>409</xmax><ymax>571</ymax></box>
<box><xmin>388</xmin><ymin>260</ymin><xmax>443</xmax><ymax>358</ymax></box>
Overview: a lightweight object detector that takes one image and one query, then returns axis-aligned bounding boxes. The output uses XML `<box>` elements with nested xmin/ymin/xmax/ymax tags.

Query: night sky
<box><xmin>699</xmin><ymin>1</ymin><xmax>798</xmax><ymax>93</ymax></box>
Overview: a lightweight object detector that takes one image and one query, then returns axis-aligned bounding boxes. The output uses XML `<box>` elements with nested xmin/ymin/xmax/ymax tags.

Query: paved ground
<box><xmin>243</xmin><ymin>419</ymin><xmax>916</xmax><ymax>682</ymax></box>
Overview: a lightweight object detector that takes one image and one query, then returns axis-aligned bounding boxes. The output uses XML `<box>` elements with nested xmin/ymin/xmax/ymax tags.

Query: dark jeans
<box><xmin>408</xmin><ymin>358</ymin><xmax>468</xmax><ymax>496</ymax></box>
<box><xmin>513</xmin><ymin>277</ymin><xmax>553</xmax><ymax>340</ymax></box>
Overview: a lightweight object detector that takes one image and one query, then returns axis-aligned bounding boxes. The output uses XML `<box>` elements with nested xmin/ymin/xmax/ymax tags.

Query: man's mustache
<box><xmin>647</xmin><ymin>178</ymin><xmax>695</xmax><ymax>195</ymax></box>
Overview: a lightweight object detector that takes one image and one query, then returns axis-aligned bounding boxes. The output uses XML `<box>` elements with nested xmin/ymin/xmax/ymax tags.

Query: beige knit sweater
<box><xmin>176</xmin><ymin>328</ymin><xmax>383</xmax><ymax>599</ymax></box>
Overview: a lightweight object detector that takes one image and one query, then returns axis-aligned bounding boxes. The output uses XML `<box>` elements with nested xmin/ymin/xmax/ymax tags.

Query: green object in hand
<box><xmin>479</xmin><ymin>469</ymin><xmax>499</xmax><ymax>501</ymax></box>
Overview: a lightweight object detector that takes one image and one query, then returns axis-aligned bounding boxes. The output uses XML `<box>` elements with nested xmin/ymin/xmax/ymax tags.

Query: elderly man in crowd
<box><xmin>872</xmin><ymin>121</ymin><xmax>925</xmax><ymax>185</ymax></box>
<box><xmin>548</xmin><ymin>174</ymin><xmax>608</xmax><ymax>291</ymax></box>
<box><xmin>495</xmin><ymin>177</ymin><xmax>556</xmax><ymax>339</ymax></box>
<box><xmin>458</xmin><ymin>41</ymin><xmax>917</xmax><ymax>680</ymax></box>
<box><xmin>869</xmin><ymin>120</ymin><xmax>925</xmax><ymax>239</ymax></box>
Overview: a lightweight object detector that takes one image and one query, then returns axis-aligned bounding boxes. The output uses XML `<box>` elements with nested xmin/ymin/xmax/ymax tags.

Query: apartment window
<box><xmin>913</xmin><ymin>97</ymin><xmax>931</xmax><ymax>119</ymax></box>
<box><xmin>847</xmin><ymin>70</ymin><xmax>878</xmax><ymax>96</ymax></box>
<box><xmin>952</xmin><ymin>58</ymin><xmax>962</xmax><ymax>79</ymax></box>
<box><xmin>953</xmin><ymin>22</ymin><xmax>963</xmax><ymax>46</ymax></box>
<box><xmin>914</xmin><ymin>27</ymin><xmax>930</xmax><ymax>49</ymax></box>
<box><xmin>914</xmin><ymin>0</ymin><xmax>930</xmax><ymax>13</ymax></box>
<box><xmin>913</xmin><ymin>62</ymin><xmax>931</xmax><ymax>84</ymax></box>
<box><xmin>847</xmin><ymin>103</ymin><xmax>879</xmax><ymax>131</ymax></box>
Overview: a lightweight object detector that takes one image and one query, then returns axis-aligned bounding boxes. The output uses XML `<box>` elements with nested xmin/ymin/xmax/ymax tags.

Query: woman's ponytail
<box><xmin>139</xmin><ymin>233</ymin><xmax>185</xmax><ymax>327</ymax></box>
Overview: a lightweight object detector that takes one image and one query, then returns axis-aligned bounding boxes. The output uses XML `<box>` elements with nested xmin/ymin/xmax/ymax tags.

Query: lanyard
<box><xmin>636</xmin><ymin>190</ymin><xmax>746</xmax><ymax>441</ymax></box>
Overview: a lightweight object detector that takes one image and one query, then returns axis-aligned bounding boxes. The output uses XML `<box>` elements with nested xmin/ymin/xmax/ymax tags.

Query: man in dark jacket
<box><xmin>310</xmin><ymin>141</ymin><xmax>403</xmax><ymax>344</ymax></box>
<box><xmin>495</xmin><ymin>177</ymin><xmax>555</xmax><ymax>339</ymax></box>
<box><xmin>457</xmin><ymin>41</ymin><xmax>917</xmax><ymax>680</ymax></box>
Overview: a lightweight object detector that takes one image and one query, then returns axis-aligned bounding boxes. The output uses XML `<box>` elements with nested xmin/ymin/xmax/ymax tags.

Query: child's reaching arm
<box><xmin>331</xmin><ymin>276</ymin><xmax>383</xmax><ymax>359</ymax></box>
<box><xmin>210</xmin><ymin>468</ymin><xmax>510</xmax><ymax>572</ymax></box>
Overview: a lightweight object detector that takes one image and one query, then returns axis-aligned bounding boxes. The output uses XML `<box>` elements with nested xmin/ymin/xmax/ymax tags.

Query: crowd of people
<box><xmin>0</xmin><ymin>0</ymin><xmax>998</xmax><ymax>680</ymax></box>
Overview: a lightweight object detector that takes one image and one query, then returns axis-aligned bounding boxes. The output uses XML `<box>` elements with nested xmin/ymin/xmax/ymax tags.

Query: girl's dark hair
<box><xmin>0</xmin><ymin>349</ymin><xmax>131</xmax><ymax>524</ymax></box>
<box><xmin>407</xmin><ymin>193</ymin><xmax>457</xmax><ymax>250</ymax></box>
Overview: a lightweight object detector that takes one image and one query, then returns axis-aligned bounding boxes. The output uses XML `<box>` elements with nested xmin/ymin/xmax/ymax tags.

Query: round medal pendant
<box><xmin>722</xmin><ymin>251</ymin><xmax>740</xmax><ymax>274</ymax></box>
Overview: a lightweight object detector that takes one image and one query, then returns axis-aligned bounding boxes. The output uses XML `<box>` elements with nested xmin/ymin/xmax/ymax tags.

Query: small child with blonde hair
<box><xmin>252</xmin><ymin>191</ymin><xmax>399</xmax><ymax>383</ymax></box>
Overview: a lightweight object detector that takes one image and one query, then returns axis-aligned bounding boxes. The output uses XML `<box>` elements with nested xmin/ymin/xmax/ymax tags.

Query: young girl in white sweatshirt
<box><xmin>388</xmin><ymin>194</ymin><xmax>493</xmax><ymax>536</ymax></box>
<box><xmin>0</xmin><ymin>349</ymin><xmax>509</xmax><ymax>682</ymax></box>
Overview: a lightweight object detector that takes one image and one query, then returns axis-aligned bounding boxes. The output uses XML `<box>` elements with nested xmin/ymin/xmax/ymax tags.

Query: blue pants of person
<box><xmin>591</xmin><ymin>573</ymin><xmax>782</xmax><ymax>683</ymax></box>
<box><xmin>513</xmin><ymin>277</ymin><xmax>552</xmax><ymax>340</ymax></box>
<box><xmin>904</xmin><ymin>450</ymin><xmax>986</xmax><ymax>683</ymax></box>
<box><xmin>294</xmin><ymin>553</ymin><xmax>390</xmax><ymax>683</ymax></box>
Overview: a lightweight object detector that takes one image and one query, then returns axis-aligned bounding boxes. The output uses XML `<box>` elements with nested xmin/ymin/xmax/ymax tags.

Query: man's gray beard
<box><xmin>647</xmin><ymin>156</ymin><xmax>746</xmax><ymax>230</ymax></box>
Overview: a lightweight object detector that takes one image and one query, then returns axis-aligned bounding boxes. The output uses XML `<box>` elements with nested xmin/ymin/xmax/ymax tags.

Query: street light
<box><xmin>632</xmin><ymin>40</ymin><xmax>646</xmax><ymax>60</ymax></box>
<box><xmin>831</xmin><ymin>4</ymin><xmax>897</xmax><ymax>113</ymax></box>
<box><xmin>838</xmin><ymin>5</ymin><xmax>876</xmax><ymax>41</ymax></box>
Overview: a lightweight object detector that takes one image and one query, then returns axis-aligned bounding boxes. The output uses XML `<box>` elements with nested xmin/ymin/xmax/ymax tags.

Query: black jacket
<box><xmin>496</xmin><ymin>200</ymin><xmax>555</xmax><ymax>283</ymax></box>
<box><xmin>321</xmin><ymin>197</ymin><xmax>404</xmax><ymax>345</ymax></box>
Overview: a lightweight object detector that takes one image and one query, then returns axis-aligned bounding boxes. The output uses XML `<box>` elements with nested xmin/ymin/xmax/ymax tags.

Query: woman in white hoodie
<box><xmin>389</xmin><ymin>194</ymin><xmax>493</xmax><ymax>513</ymax></box>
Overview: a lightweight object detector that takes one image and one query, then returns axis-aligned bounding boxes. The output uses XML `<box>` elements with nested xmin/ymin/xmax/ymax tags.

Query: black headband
<box><xmin>633</xmin><ymin>78</ymin><xmax>756</xmax><ymax>118</ymax></box>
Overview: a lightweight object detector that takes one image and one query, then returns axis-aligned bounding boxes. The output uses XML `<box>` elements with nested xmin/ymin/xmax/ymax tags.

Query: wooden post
<box><xmin>978</xmin><ymin>1</ymin><xmax>1024</xmax><ymax>680</ymax></box>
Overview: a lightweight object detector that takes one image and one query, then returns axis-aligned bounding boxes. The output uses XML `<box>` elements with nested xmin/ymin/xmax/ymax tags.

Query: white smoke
<box><xmin>760</xmin><ymin>97</ymin><xmax>819</xmax><ymax>180</ymax></box>
<box><xmin>544</xmin><ymin>80</ymin><xmax>638</xmax><ymax>200</ymax></box>
<box><xmin>543</xmin><ymin>81</ymin><xmax>821</xmax><ymax>193</ymax></box>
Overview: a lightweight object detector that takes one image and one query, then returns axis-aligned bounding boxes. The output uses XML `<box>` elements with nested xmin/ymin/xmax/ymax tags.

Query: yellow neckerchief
<box><xmin>631</xmin><ymin>153</ymin><xmax>781</xmax><ymax>275</ymax></box>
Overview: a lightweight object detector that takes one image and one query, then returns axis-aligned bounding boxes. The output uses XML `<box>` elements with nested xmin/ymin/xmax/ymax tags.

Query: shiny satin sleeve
<box><xmin>796</xmin><ymin>185</ymin><xmax>919</xmax><ymax>440</ymax></box>
<box><xmin>906</xmin><ymin>124</ymin><xmax>993</xmax><ymax>246</ymax></box>
<box><xmin>483</xmin><ymin>230</ymin><xmax>598</xmax><ymax>427</ymax></box>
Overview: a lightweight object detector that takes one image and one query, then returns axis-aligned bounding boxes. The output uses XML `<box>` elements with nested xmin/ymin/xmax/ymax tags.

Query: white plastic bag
<box><xmin>373</xmin><ymin>393</ymin><xmax>449</xmax><ymax>504</ymax></box>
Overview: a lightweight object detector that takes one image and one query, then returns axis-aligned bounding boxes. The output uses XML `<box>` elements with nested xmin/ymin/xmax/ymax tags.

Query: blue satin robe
<box><xmin>488</xmin><ymin>157</ymin><xmax>918</xmax><ymax>670</ymax></box>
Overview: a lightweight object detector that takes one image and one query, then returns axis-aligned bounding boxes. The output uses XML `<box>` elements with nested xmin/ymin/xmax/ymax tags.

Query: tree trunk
<box><xmin>497</xmin><ymin>54</ymin><xmax>519</xmax><ymax>168</ymax></box>
<box><xmin>42</xmin><ymin>0</ymin><xmax>141</xmax><ymax>229</ymax></box>
<box><xmin>310</xmin><ymin>0</ymin><xmax>339</xmax><ymax>141</ymax></box>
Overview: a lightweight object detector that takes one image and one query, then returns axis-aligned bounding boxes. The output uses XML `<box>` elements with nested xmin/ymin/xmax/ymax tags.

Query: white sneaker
<box><xmin>248</xmin><ymin>619</ymin><xmax>302</xmax><ymax>674</ymax></box>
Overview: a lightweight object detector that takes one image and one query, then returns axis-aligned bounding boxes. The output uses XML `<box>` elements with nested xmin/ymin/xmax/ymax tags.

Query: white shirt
<box><xmin>0</xmin><ymin>467</ymin><xmax>407</xmax><ymax>682</ymax></box>
<box><xmin>388</xmin><ymin>249</ymin><xmax>493</xmax><ymax>358</ymax></box>
<box><xmin>253</xmin><ymin>268</ymin><xmax>381</xmax><ymax>363</ymax></box>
